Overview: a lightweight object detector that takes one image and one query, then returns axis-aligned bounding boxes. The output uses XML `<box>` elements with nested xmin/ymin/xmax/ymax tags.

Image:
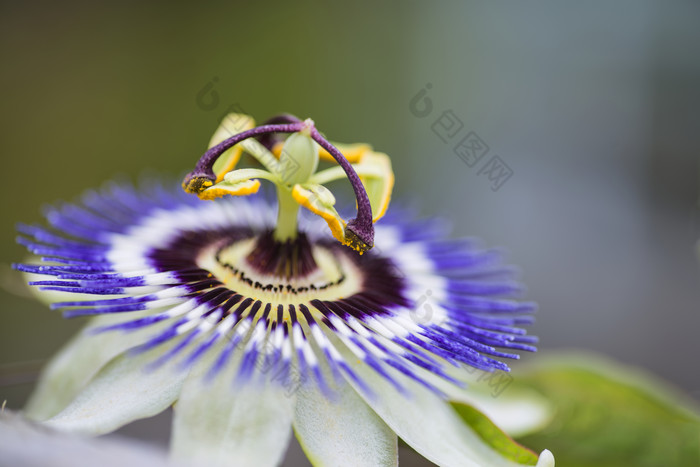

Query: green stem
<box><xmin>274</xmin><ymin>188</ymin><xmax>300</xmax><ymax>241</ymax></box>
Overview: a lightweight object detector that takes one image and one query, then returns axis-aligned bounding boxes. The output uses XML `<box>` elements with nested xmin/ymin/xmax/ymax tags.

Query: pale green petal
<box><xmin>45</xmin><ymin>344</ymin><xmax>185</xmax><ymax>435</ymax></box>
<box><xmin>25</xmin><ymin>311</ymin><xmax>174</xmax><ymax>421</ymax></box>
<box><xmin>170</xmin><ymin>350</ymin><xmax>294</xmax><ymax>467</ymax></box>
<box><xmin>293</xmin><ymin>382</ymin><xmax>398</xmax><ymax>467</ymax></box>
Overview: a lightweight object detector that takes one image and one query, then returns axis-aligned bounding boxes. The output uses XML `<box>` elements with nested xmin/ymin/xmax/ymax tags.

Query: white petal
<box><xmin>45</xmin><ymin>344</ymin><xmax>185</xmax><ymax>435</ymax></box>
<box><xmin>0</xmin><ymin>411</ymin><xmax>173</xmax><ymax>467</ymax></box>
<box><xmin>25</xmin><ymin>311</ymin><xmax>173</xmax><ymax>421</ymax></box>
<box><xmin>332</xmin><ymin>341</ymin><xmax>539</xmax><ymax>467</ymax></box>
<box><xmin>398</xmin><ymin>358</ymin><xmax>553</xmax><ymax>438</ymax></box>
<box><xmin>293</xmin><ymin>381</ymin><xmax>398</xmax><ymax>467</ymax></box>
<box><xmin>170</xmin><ymin>349</ymin><xmax>295</xmax><ymax>467</ymax></box>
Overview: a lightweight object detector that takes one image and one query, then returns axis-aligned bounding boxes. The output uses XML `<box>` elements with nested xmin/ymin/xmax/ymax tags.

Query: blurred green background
<box><xmin>1</xmin><ymin>1</ymin><xmax>699</xmax><ymax>466</ymax></box>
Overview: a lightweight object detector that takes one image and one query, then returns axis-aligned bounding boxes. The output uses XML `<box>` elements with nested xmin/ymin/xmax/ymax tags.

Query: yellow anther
<box><xmin>198</xmin><ymin>179</ymin><xmax>261</xmax><ymax>200</ymax></box>
<box><xmin>292</xmin><ymin>184</ymin><xmax>347</xmax><ymax>244</ymax></box>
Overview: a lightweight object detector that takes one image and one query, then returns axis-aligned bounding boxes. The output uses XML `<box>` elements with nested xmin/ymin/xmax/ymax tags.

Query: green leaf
<box><xmin>513</xmin><ymin>353</ymin><xmax>700</xmax><ymax>467</ymax></box>
<box><xmin>451</xmin><ymin>401</ymin><xmax>540</xmax><ymax>465</ymax></box>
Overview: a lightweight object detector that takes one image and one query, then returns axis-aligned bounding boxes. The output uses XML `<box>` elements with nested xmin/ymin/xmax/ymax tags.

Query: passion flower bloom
<box><xmin>14</xmin><ymin>114</ymin><xmax>553</xmax><ymax>467</ymax></box>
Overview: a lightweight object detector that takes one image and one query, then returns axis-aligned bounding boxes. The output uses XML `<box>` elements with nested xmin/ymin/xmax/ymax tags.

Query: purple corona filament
<box><xmin>182</xmin><ymin>117</ymin><xmax>375</xmax><ymax>251</ymax></box>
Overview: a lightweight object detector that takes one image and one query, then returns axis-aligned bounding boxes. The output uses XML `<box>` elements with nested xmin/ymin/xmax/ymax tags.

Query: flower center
<box><xmin>195</xmin><ymin>231</ymin><xmax>367</xmax><ymax>309</ymax></box>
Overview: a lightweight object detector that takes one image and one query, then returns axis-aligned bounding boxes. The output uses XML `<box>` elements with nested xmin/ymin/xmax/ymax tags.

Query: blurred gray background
<box><xmin>1</xmin><ymin>1</ymin><xmax>699</xmax><ymax>465</ymax></box>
